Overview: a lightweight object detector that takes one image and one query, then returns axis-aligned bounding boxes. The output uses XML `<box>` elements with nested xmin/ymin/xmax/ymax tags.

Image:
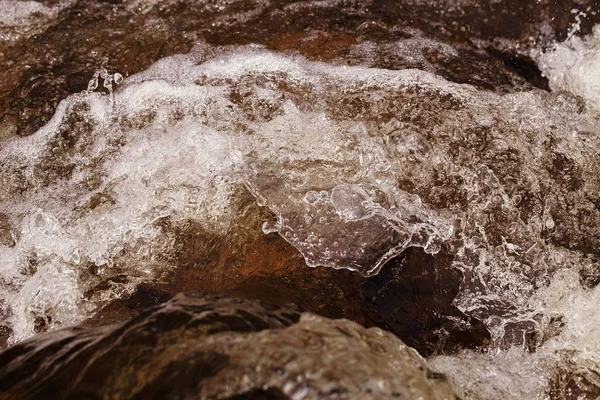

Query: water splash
<box><xmin>0</xmin><ymin>26</ymin><xmax>599</xmax><ymax>398</ymax></box>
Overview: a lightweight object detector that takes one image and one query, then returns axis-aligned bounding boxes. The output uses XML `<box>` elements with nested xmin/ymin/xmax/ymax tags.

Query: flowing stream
<box><xmin>1</xmin><ymin>0</ymin><xmax>600</xmax><ymax>398</ymax></box>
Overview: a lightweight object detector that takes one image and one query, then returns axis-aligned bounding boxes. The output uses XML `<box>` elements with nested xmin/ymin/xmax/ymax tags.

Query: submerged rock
<box><xmin>83</xmin><ymin>187</ymin><xmax>489</xmax><ymax>357</ymax></box>
<box><xmin>0</xmin><ymin>293</ymin><xmax>458</xmax><ymax>400</ymax></box>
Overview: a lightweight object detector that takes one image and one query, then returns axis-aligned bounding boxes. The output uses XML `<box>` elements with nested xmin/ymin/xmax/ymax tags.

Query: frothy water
<box><xmin>0</xmin><ymin>47</ymin><xmax>458</xmax><ymax>341</ymax></box>
<box><xmin>1</xmin><ymin>1</ymin><xmax>600</xmax><ymax>398</ymax></box>
<box><xmin>428</xmin><ymin>24</ymin><xmax>600</xmax><ymax>399</ymax></box>
<box><xmin>537</xmin><ymin>24</ymin><xmax>600</xmax><ymax>111</ymax></box>
<box><xmin>0</xmin><ymin>0</ymin><xmax>75</xmax><ymax>41</ymax></box>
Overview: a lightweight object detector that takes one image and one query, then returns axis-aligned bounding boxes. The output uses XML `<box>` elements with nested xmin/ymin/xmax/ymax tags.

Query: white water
<box><xmin>430</xmin><ymin>25</ymin><xmax>600</xmax><ymax>399</ymax></box>
<box><xmin>0</xmin><ymin>46</ymin><xmax>458</xmax><ymax>342</ymax></box>
<box><xmin>0</xmin><ymin>0</ymin><xmax>75</xmax><ymax>41</ymax></box>
<box><xmin>537</xmin><ymin>24</ymin><xmax>600</xmax><ymax>111</ymax></box>
<box><xmin>0</xmin><ymin>19</ymin><xmax>600</xmax><ymax>399</ymax></box>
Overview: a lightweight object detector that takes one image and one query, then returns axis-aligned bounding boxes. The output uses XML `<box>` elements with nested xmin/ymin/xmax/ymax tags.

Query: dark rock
<box><xmin>0</xmin><ymin>293</ymin><xmax>458</xmax><ymax>400</ymax></box>
<box><xmin>548</xmin><ymin>358</ymin><xmax>600</xmax><ymax>400</ymax></box>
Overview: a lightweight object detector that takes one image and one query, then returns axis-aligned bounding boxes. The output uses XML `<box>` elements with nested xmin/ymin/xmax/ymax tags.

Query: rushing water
<box><xmin>1</xmin><ymin>0</ymin><xmax>600</xmax><ymax>398</ymax></box>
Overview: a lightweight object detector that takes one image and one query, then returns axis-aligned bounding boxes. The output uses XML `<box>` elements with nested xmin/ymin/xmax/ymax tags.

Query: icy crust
<box><xmin>1</xmin><ymin>43</ymin><xmax>600</xmax><ymax>353</ymax></box>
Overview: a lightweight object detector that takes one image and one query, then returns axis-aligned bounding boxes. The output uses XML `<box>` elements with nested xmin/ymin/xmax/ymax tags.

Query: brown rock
<box><xmin>0</xmin><ymin>293</ymin><xmax>459</xmax><ymax>400</ymax></box>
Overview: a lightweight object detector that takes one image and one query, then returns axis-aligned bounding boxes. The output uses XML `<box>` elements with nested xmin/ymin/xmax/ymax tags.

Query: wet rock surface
<box><xmin>0</xmin><ymin>214</ymin><xmax>14</xmax><ymax>248</ymax></box>
<box><xmin>0</xmin><ymin>293</ymin><xmax>458</xmax><ymax>400</ymax></box>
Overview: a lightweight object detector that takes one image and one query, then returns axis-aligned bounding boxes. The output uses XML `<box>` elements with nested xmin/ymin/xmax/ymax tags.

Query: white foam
<box><xmin>537</xmin><ymin>24</ymin><xmax>600</xmax><ymax>111</ymax></box>
<box><xmin>0</xmin><ymin>0</ymin><xmax>75</xmax><ymax>41</ymax></box>
<box><xmin>427</xmin><ymin>25</ymin><xmax>600</xmax><ymax>399</ymax></box>
<box><xmin>0</xmin><ymin>49</ymin><xmax>462</xmax><ymax>340</ymax></box>
<box><xmin>0</xmin><ymin>1</ymin><xmax>56</xmax><ymax>26</ymax></box>
<box><xmin>431</xmin><ymin>267</ymin><xmax>600</xmax><ymax>399</ymax></box>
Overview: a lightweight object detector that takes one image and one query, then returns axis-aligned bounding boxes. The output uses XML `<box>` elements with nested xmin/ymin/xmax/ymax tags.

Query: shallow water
<box><xmin>1</xmin><ymin>0</ymin><xmax>600</xmax><ymax>398</ymax></box>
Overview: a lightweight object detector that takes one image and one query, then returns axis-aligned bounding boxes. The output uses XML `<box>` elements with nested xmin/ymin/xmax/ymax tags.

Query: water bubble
<box><xmin>262</xmin><ymin>221</ymin><xmax>278</xmax><ymax>234</ymax></box>
<box><xmin>304</xmin><ymin>191</ymin><xmax>318</xmax><ymax>204</ymax></box>
<box><xmin>306</xmin><ymin>234</ymin><xmax>318</xmax><ymax>244</ymax></box>
<box><xmin>113</xmin><ymin>72</ymin><xmax>124</xmax><ymax>85</ymax></box>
